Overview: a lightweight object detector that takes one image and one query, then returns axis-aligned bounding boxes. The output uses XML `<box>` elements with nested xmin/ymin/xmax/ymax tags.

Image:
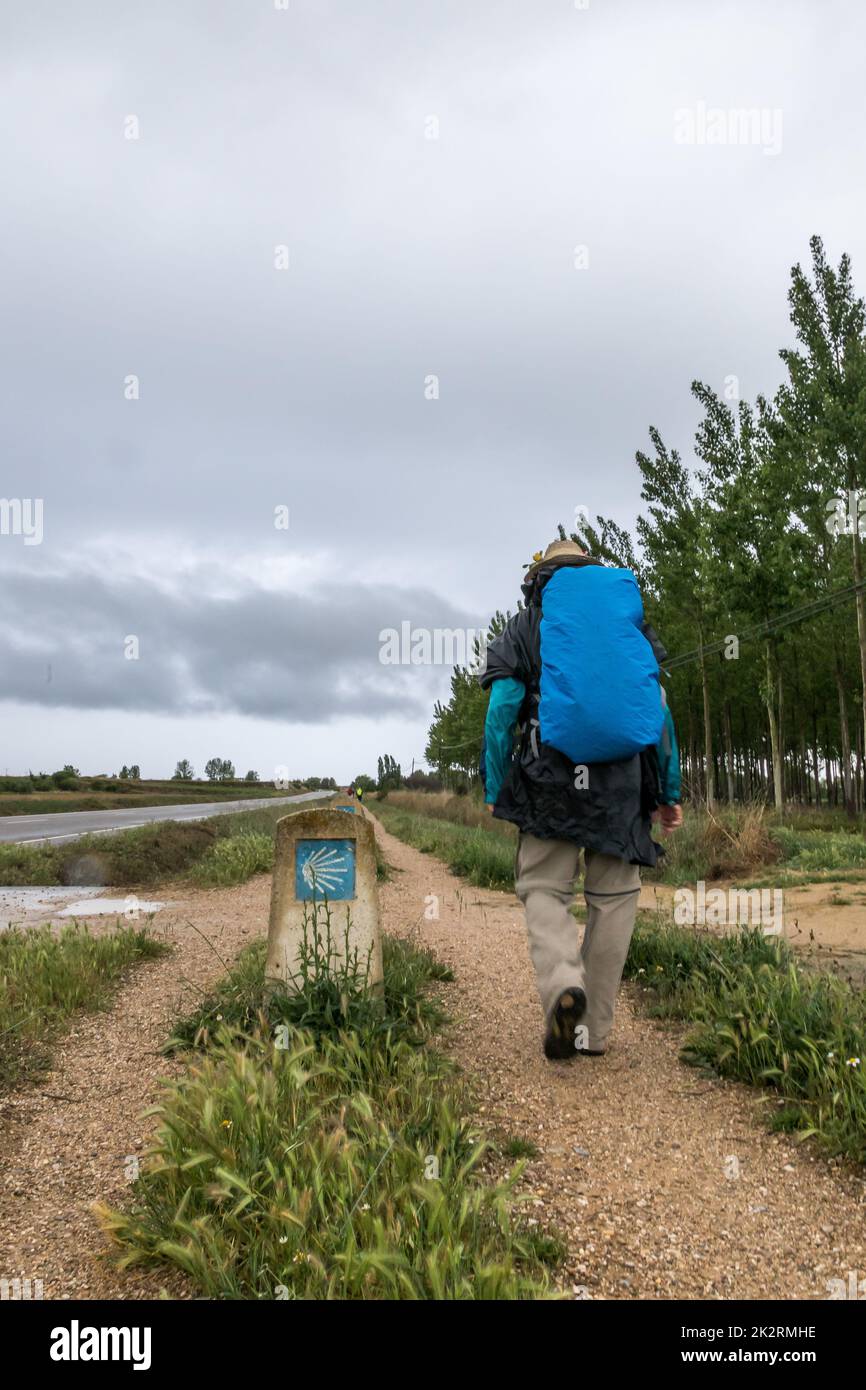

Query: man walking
<box><xmin>479</xmin><ymin>539</ymin><xmax>682</xmax><ymax>1059</ymax></box>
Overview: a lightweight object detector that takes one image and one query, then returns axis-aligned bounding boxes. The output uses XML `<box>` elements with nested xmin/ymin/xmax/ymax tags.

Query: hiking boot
<box><xmin>543</xmin><ymin>987</ymin><xmax>587</xmax><ymax>1060</ymax></box>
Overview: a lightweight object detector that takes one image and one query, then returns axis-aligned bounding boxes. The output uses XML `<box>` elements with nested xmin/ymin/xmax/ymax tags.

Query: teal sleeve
<box><xmin>656</xmin><ymin>705</ymin><xmax>681</xmax><ymax>804</ymax></box>
<box><xmin>483</xmin><ymin>677</ymin><xmax>525</xmax><ymax>804</ymax></box>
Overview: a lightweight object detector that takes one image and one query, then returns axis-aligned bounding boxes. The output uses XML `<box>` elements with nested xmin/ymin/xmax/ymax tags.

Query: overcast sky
<box><xmin>2</xmin><ymin>0</ymin><xmax>864</xmax><ymax>781</ymax></box>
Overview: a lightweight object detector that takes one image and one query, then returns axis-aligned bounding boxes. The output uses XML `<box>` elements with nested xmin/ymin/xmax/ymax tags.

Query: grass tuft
<box><xmin>190</xmin><ymin>832</ymin><xmax>274</xmax><ymax>887</ymax></box>
<box><xmin>625</xmin><ymin>913</ymin><xmax>866</xmax><ymax>1162</ymax></box>
<box><xmin>0</xmin><ymin>923</ymin><xmax>169</xmax><ymax>1091</ymax></box>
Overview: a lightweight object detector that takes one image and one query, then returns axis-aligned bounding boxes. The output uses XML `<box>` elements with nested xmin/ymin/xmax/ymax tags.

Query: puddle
<box><xmin>0</xmin><ymin>886</ymin><xmax>102</xmax><ymax>918</ymax></box>
<box><xmin>0</xmin><ymin>886</ymin><xmax>167</xmax><ymax>926</ymax></box>
<box><xmin>58</xmin><ymin>897</ymin><xmax>166</xmax><ymax>917</ymax></box>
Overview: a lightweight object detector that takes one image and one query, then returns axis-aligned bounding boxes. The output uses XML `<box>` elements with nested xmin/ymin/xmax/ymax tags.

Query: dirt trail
<box><xmin>2</xmin><ymin>824</ymin><xmax>865</xmax><ymax>1301</ymax></box>
<box><xmin>373</xmin><ymin>819</ymin><xmax>866</xmax><ymax>1300</ymax></box>
<box><xmin>0</xmin><ymin>880</ymin><xmax>273</xmax><ymax>1300</ymax></box>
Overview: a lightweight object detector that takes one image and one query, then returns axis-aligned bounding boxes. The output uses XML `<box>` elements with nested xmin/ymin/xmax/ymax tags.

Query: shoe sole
<box><xmin>543</xmin><ymin>987</ymin><xmax>587</xmax><ymax>1060</ymax></box>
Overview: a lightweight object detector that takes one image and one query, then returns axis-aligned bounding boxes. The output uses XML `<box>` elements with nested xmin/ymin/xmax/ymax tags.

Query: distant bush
<box><xmin>0</xmin><ymin>777</ymin><xmax>33</xmax><ymax>794</ymax></box>
<box><xmin>52</xmin><ymin>768</ymin><xmax>79</xmax><ymax>791</ymax></box>
<box><xmin>405</xmin><ymin>769</ymin><xmax>443</xmax><ymax>792</ymax></box>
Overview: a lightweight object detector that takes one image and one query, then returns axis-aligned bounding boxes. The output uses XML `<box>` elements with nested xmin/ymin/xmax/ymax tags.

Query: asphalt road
<box><xmin>0</xmin><ymin>790</ymin><xmax>337</xmax><ymax>845</ymax></box>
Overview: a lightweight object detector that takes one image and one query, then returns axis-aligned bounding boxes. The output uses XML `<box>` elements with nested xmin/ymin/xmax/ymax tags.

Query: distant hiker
<box><xmin>356</xmin><ymin>785</ymin><xmax>365</xmax><ymax>802</ymax></box>
<box><xmin>479</xmin><ymin>539</ymin><xmax>682</xmax><ymax>1060</ymax></box>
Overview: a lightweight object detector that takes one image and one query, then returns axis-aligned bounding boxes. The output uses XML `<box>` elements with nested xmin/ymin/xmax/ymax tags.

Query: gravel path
<box><xmin>2</xmin><ymin>820</ymin><xmax>865</xmax><ymax>1301</ymax></box>
<box><xmin>373</xmin><ymin>817</ymin><xmax>866</xmax><ymax>1300</ymax></box>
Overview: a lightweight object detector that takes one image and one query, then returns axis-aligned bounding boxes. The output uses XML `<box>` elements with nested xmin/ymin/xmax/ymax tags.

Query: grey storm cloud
<box><xmin>0</xmin><ymin>563</ymin><xmax>479</xmax><ymax>721</ymax></box>
<box><xmin>2</xmin><ymin>0</ymin><xmax>865</xmax><ymax>772</ymax></box>
<box><xmin>4</xmin><ymin>0</ymin><xmax>862</xmax><ymax>584</ymax></box>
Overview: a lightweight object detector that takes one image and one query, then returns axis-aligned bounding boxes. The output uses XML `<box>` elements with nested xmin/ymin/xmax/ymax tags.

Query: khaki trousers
<box><xmin>515</xmin><ymin>832</ymin><xmax>641</xmax><ymax>1052</ymax></box>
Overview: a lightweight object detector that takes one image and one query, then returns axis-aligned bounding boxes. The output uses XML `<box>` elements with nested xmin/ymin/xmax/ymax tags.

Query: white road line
<box><xmin>24</xmin><ymin>824</ymin><xmax>149</xmax><ymax>845</ymax></box>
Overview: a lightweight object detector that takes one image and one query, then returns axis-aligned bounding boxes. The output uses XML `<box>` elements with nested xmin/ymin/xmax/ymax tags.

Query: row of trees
<box><xmin>377</xmin><ymin>754</ymin><xmax>402</xmax><ymax>790</ymax></box>
<box><xmin>169</xmin><ymin>766</ymin><xmax>341</xmax><ymax>787</ymax></box>
<box><xmin>426</xmin><ymin>620</ymin><xmax>506</xmax><ymax>787</ymax></box>
<box><xmin>12</xmin><ymin>763</ymin><xmax>338</xmax><ymax>788</ymax></box>
<box><xmin>427</xmin><ymin>237</ymin><xmax>866</xmax><ymax>813</ymax></box>
<box><xmin>349</xmin><ymin>758</ymin><xmax>444</xmax><ymax>794</ymax></box>
<box><xmin>171</xmin><ymin>759</ymin><xmax>257</xmax><ymax>782</ymax></box>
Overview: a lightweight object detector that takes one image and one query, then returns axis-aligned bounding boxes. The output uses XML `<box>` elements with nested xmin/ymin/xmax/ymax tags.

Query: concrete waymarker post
<box><xmin>266</xmin><ymin>807</ymin><xmax>383</xmax><ymax>992</ymax></box>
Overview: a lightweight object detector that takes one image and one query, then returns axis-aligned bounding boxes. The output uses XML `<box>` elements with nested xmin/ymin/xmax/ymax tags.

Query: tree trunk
<box><xmin>833</xmin><ymin>656</ymin><xmax>856</xmax><ymax>817</ymax></box>
<box><xmin>850</xmin><ymin>494</ymin><xmax>866</xmax><ymax>776</ymax></box>
<box><xmin>723</xmin><ymin>702</ymin><xmax>735</xmax><ymax>802</ymax></box>
<box><xmin>765</xmin><ymin>644</ymin><xmax>784</xmax><ymax>812</ymax></box>
<box><xmin>799</xmin><ymin>730</ymin><xmax>809</xmax><ymax>805</ymax></box>
<box><xmin>699</xmin><ymin>630</ymin><xmax>714</xmax><ymax>810</ymax></box>
<box><xmin>741</xmin><ymin>705</ymin><xmax>753</xmax><ymax>800</ymax></box>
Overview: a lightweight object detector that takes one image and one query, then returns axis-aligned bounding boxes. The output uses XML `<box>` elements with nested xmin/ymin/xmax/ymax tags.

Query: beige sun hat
<box><xmin>524</xmin><ymin>538</ymin><xmax>587</xmax><ymax>582</ymax></box>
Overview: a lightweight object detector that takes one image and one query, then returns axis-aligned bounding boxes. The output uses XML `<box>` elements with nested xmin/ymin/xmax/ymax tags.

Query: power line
<box><xmin>664</xmin><ymin>579</ymin><xmax>866</xmax><ymax>671</ymax></box>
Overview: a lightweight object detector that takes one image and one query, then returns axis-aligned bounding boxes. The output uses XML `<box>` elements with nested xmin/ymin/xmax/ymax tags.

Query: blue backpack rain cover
<box><xmin>539</xmin><ymin>566</ymin><xmax>663</xmax><ymax>765</ymax></box>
